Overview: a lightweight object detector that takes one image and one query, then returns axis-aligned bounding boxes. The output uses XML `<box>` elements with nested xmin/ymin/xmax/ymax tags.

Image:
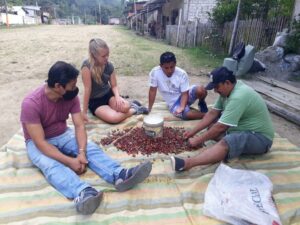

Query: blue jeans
<box><xmin>26</xmin><ymin>128</ymin><xmax>123</xmax><ymax>199</ymax></box>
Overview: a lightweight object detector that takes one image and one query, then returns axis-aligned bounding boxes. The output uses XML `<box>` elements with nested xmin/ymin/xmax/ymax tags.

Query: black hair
<box><xmin>160</xmin><ymin>52</ymin><xmax>176</xmax><ymax>65</ymax></box>
<box><xmin>47</xmin><ymin>61</ymin><xmax>79</xmax><ymax>88</ymax></box>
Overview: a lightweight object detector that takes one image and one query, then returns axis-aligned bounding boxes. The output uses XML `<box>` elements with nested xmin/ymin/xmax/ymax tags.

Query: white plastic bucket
<box><xmin>143</xmin><ymin>114</ymin><xmax>164</xmax><ymax>138</ymax></box>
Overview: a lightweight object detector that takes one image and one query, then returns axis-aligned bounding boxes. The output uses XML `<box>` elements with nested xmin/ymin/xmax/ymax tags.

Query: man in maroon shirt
<box><xmin>20</xmin><ymin>61</ymin><xmax>152</xmax><ymax>215</ymax></box>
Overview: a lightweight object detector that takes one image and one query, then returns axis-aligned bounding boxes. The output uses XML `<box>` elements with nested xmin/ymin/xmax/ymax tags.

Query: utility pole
<box><xmin>53</xmin><ymin>6</ymin><xmax>57</xmax><ymax>19</ymax></box>
<box><xmin>228</xmin><ymin>0</ymin><xmax>241</xmax><ymax>55</ymax></box>
<box><xmin>4</xmin><ymin>0</ymin><xmax>9</xmax><ymax>28</ymax></box>
<box><xmin>98</xmin><ymin>0</ymin><xmax>101</xmax><ymax>24</ymax></box>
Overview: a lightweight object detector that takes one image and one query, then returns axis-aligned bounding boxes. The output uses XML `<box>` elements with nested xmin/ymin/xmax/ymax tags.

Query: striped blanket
<box><xmin>0</xmin><ymin>102</ymin><xmax>300</xmax><ymax>225</ymax></box>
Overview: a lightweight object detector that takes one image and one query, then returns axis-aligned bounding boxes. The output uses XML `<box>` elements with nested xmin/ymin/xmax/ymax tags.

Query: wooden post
<box><xmin>147</xmin><ymin>6</ymin><xmax>148</xmax><ymax>31</ymax></box>
<box><xmin>176</xmin><ymin>9</ymin><xmax>182</xmax><ymax>47</ymax></box>
<box><xmin>193</xmin><ymin>19</ymin><xmax>198</xmax><ymax>47</ymax></box>
<box><xmin>4</xmin><ymin>0</ymin><xmax>9</xmax><ymax>28</ymax></box>
<box><xmin>228</xmin><ymin>0</ymin><xmax>241</xmax><ymax>55</ymax></box>
<box><xmin>134</xmin><ymin>0</ymin><xmax>137</xmax><ymax>31</ymax></box>
<box><xmin>141</xmin><ymin>14</ymin><xmax>144</xmax><ymax>35</ymax></box>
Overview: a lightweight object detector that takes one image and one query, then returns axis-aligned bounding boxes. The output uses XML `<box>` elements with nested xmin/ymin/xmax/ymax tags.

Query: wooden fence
<box><xmin>223</xmin><ymin>17</ymin><xmax>290</xmax><ymax>50</ymax></box>
<box><xmin>165</xmin><ymin>16</ymin><xmax>290</xmax><ymax>52</ymax></box>
<box><xmin>166</xmin><ymin>22</ymin><xmax>225</xmax><ymax>52</ymax></box>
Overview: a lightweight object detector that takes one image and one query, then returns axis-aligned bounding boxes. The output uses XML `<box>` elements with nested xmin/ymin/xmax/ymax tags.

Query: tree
<box><xmin>209</xmin><ymin>0</ymin><xmax>295</xmax><ymax>25</ymax></box>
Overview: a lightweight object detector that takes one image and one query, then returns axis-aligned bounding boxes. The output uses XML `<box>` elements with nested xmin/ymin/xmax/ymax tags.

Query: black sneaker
<box><xmin>130</xmin><ymin>101</ymin><xmax>149</xmax><ymax>115</ymax></box>
<box><xmin>130</xmin><ymin>102</ymin><xmax>140</xmax><ymax>114</ymax></box>
<box><xmin>132</xmin><ymin>100</ymin><xmax>142</xmax><ymax>106</ymax></box>
<box><xmin>136</xmin><ymin>106</ymin><xmax>149</xmax><ymax>115</ymax></box>
<box><xmin>198</xmin><ymin>100</ymin><xmax>208</xmax><ymax>113</ymax></box>
<box><xmin>170</xmin><ymin>156</ymin><xmax>185</xmax><ymax>172</ymax></box>
<box><xmin>74</xmin><ymin>187</ymin><xmax>103</xmax><ymax>215</ymax></box>
<box><xmin>115</xmin><ymin>161</ymin><xmax>152</xmax><ymax>192</ymax></box>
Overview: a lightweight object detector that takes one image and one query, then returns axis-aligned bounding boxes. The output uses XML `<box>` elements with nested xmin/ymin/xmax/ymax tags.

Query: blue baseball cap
<box><xmin>205</xmin><ymin>67</ymin><xmax>235</xmax><ymax>90</ymax></box>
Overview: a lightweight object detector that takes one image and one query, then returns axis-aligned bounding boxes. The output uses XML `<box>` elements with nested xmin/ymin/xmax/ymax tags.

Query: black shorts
<box><xmin>88</xmin><ymin>90</ymin><xmax>114</xmax><ymax>115</ymax></box>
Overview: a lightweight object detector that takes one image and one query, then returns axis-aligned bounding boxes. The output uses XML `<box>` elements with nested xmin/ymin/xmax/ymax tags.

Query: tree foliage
<box><xmin>209</xmin><ymin>0</ymin><xmax>295</xmax><ymax>25</ymax></box>
<box><xmin>3</xmin><ymin>0</ymin><xmax>122</xmax><ymax>24</ymax></box>
<box><xmin>208</xmin><ymin>0</ymin><xmax>237</xmax><ymax>25</ymax></box>
<box><xmin>286</xmin><ymin>16</ymin><xmax>300</xmax><ymax>54</ymax></box>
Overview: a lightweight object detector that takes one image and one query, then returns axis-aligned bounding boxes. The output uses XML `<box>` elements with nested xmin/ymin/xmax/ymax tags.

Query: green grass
<box><xmin>184</xmin><ymin>46</ymin><xmax>226</xmax><ymax>69</ymax></box>
<box><xmin>0</xmin><ymin>24</ymin><xmax>40</xmax><ymax>30</ymax></box>
<box><xmin>111</xmin><ymin>25</ymin><xmax>226</xmax><ymax>76</ymax></box>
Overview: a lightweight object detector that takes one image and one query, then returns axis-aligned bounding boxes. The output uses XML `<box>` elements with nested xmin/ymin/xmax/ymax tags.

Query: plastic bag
<box><xmin>232</xmin><ymin>42</ymin><xmax>246</xmax><ymax>60</ymax></box>
<box><xmin>203</xmin><ymin>164</ymin><xmax>282</xmax><ymax>225</ymax></box>
<box><xmin>248</xmin><ymin>58</ymin><xmax>266</xmax><ymax>73</ymax></box>
<box><xmin>272</xmin><ymin>29</ymin><xmax>288</xmax><ymax>48</ymax></box>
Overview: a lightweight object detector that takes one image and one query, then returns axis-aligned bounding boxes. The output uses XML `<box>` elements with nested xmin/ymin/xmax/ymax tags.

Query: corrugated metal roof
<box><xmin>144</xmin><ymin>0</ymin><xmax>166</xmax><ymax>7</ymax></box>
<box><xmin>23</xmin><ymin>6</ymin><xmax>40</xmax><ymax>11</ymax></box>
<box><xmin>141</xmin><ymin>0</ymin><xmax>166</xmax><ymax>14</ymax></box>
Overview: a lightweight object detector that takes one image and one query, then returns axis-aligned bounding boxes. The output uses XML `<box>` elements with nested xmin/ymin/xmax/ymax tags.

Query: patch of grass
<box><xmin>111</xmin><ymin>26</ymin><xmax>183</xmax><ymax>75</ymax></box>
<box><xmin>184</xmin><ymin>47</ymin><xmax>226</xmax><ymax>69</ymax></box>
<box><xmin>112</xmin><ymin>26</ymin><xmax>226</xmax><ymax>76</ymax></box>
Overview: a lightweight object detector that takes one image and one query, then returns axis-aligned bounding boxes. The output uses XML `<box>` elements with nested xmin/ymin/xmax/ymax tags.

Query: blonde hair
<box><xmin>88</xmin><ymin>38</ymin><xmax>109</xmax><ymax>84</ymax></box>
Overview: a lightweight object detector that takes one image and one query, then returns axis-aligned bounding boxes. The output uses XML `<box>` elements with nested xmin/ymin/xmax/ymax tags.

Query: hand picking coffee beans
<box><xmin>99</xmin><ymin>127</ymin><xmax>194</xmax><ymax>156</ymax></box>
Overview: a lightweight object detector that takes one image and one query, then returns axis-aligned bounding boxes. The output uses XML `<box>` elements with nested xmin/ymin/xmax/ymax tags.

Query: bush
<box><xmin>285</xmin><ymin>16</ymin><xmax>300</xmax><ymax>54</ymax></box>
<box><xmin>209</xmin><ymin>0</ymin><xmax>295</xmax><ymax>25</ymax></box>
<box><xmin>209</xmin><ymin>1</ymin><xmax>237</xmax><ymax>25</ymax></box>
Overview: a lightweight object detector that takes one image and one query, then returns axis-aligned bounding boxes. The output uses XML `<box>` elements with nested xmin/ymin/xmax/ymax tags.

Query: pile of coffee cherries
<box><xmin>99</xmin><ymin>126</ymin><xmax>194</xmax><ymax>156</ymax></box>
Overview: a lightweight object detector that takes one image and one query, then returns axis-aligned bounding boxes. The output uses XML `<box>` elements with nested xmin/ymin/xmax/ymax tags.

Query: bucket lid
<box><xmin>143</xmin><ymin>114</ymin><xmax>164</xmax><ymax>127</ymax></box>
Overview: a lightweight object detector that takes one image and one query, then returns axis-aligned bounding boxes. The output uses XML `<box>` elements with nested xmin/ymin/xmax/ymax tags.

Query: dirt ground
<box><xmin>0</xmin><ymin>25</ymin><xmax>299</xmax><ymax>148</ymax></box>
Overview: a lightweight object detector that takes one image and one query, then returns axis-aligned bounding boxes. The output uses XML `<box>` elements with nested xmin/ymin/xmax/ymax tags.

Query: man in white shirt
<box><xmin>148</xmin><ymin>52</ymin><xmax>208</xmax><ymax>119</ymax></box>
